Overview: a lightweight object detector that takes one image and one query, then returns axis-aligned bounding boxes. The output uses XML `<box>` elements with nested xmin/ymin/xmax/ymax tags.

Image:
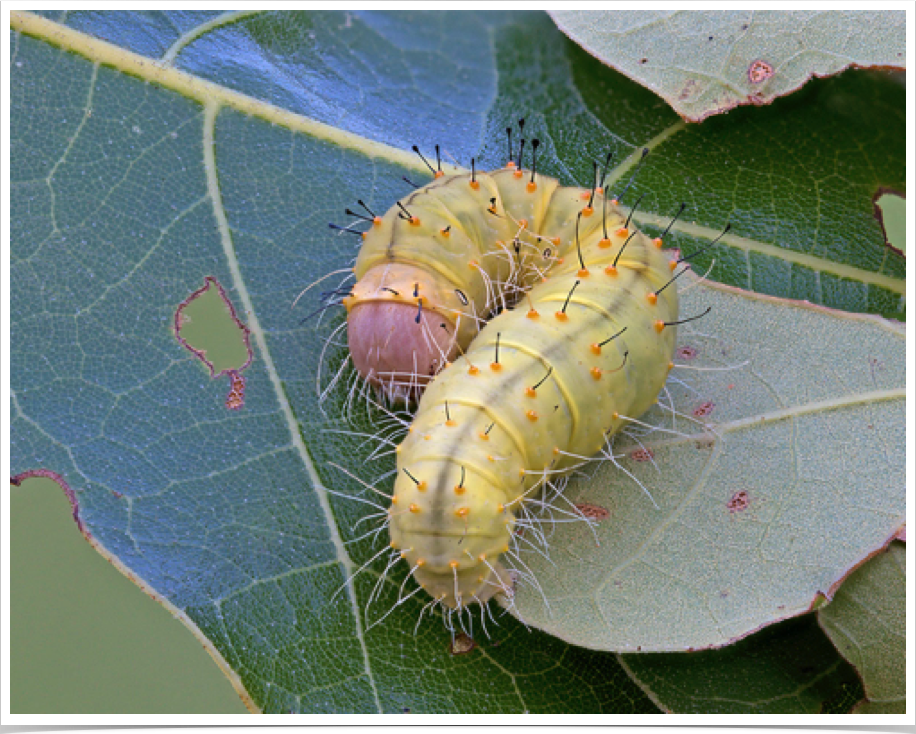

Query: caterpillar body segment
<box><xmin>345</xmin><ymin>170</ymin><xmax>563</xmax><ymax>398</ymax></box>
<box><xmin>386</xmin><ymin>208</ymin><xmax>678</xmax><ymax>609</ymax></box>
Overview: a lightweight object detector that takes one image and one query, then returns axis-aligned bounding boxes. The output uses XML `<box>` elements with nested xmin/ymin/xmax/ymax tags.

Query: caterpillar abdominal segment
<box><xmin>335</xmin><ymin>159</ymin><xmax>680</xmax><ymax>616</ymax></box>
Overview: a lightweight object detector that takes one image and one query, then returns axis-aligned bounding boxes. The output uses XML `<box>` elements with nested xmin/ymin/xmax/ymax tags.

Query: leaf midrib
<box><xmin>200</xmin><ymin>102</ymin><xmax>382</xmax><ymax>712</ymax></box>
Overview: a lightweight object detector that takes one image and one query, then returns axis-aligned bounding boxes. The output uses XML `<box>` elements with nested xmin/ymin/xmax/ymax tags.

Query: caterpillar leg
<box><xmin>412</xmin><ymin>558</ymin><xmax>514</xmax><ymax>610</ymax></box>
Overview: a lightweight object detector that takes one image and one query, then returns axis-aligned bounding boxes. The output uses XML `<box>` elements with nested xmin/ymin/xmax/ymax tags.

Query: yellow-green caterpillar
<box><xmin>341</xmin><ymin>155</ymin><xmax>681</xmax><ymax>613</ymax></box>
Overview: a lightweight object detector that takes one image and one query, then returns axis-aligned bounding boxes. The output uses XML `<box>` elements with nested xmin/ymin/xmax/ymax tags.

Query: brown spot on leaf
<box><xmin>693</xmin><ymin>400</ymin><xmax>715</xmax><ymax>418</ymax></box>
<box><xmin>727</xmin><ymin>490</ymin><xmax>750</xmax><ymax>513</ymax></box>
<box><xmin>449</xmin><ymin>632</ymin><xmax>476</xmax><ymax>655</ymax></box>
<box><xmin>678</xmin><ymin>78</ymin><xmax>699</xmax><ymax>101</ymax></box>
<box><xmin>639</xmin><ymin>57</ymin><xmax>648</xmax><ymax>64</ymax></box>
<box><xmin>676</xmin><ymin>345</ymin><xmax>698</xmax><ymax>360</ymax></box>
<box><xmin>225</xmin><ymin>370</ymin><xmax>246</xmax><ymax>411</ymax></box>
<box><xmin>575</xmin><ymin>503</ymin><xmax>610</xmax><ymax>520</ymax></box>
<box><xmin>748</xmin><ymin>60</ymin><xmax>774</xmax><ymax>84</ymax></box>
<box><xmin>629</xmin><ymin>448</ymin><xmax>654</xmax><ymax>462</ymax></box>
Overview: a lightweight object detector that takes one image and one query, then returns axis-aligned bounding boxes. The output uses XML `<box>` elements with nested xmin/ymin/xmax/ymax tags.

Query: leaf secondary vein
<box><xmin>620</xmin><ymin>386</ymin><xmax>905</xmax><ymax>455</ymax></box>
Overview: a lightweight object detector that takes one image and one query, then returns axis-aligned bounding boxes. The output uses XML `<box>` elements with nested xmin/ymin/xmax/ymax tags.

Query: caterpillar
<box><xmin>327</xmin><ymin>133</ymin><xmax>712</xmax><ymax>625</ymax></box>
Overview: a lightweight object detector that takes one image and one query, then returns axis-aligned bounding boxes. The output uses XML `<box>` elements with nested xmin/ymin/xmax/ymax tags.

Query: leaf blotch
<box><xmin>748</xmin><ymin>60</ymin><xmax>774</xmax><ymax>84</ymax></box>
<box><xmin>727</xmin><ymin>490</ymin><xmax>750</xmax><ymax>513</ymax></box>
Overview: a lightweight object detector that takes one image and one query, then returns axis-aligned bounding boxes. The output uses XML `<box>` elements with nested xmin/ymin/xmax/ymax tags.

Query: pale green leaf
<box><xmin>819</xmin><ymin>542</ymin><xmax>906</xmax><ymax>714</ymax></box>
<box><xmin>549</xmin><ymin>10</ymin><xmax>906</xmax><ymax>121</ymax></box>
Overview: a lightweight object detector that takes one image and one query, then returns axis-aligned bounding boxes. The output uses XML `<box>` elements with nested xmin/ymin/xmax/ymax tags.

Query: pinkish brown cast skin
<box><xmin>347</xmin><ymin>298</ymin><xmax>457</xmax><ymax>393</ymax></box>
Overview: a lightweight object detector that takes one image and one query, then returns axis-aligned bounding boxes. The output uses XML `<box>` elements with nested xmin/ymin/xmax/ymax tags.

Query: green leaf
<box><xmin>549</xmin><ymin>10</ymin><xmax>906</xmax><ymax>122</ymax></box>
<box><xmin>818</xmin><ymin>542</ymin><xmax>906</xmax><ymax>714</ymax></box>
<box><xmin>619</xmin><ymin>614</ymin><xmax>863</xmax><ymax>713</ymax></box>
<box><xmin>9</xmin><ymin>9</ymin><xmax>905</xmax><ymax>713</ymax></box>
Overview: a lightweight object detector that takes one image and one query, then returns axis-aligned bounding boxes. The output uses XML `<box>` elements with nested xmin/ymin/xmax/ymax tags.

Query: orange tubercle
<box><xmin>647</xmin><ymin>292</ymin><xmax>658</xmax><ymax>305</ymax></box>
<box><xmin>605</xmin><ymin>265</ymin><xmax>618</xmax><ymax>276</ymax></box>
<box><xmin>616</xmin><ymin>227</ymin><xmax>629</xmax><ymax>237</ymax></box>
<box><xmin>469</xmin><ymin>180</ymin><xmax>480</xmax><ymax>190</ymax></box>
<box><xmin>579</xmin><ymin>191</ymin><xmax>591</xmax><ymax>200</ymax></box>
<box><xmin>555</xmin><ymin>311</ymin><xmax>569</xmax><ymax>322</ymax></box>
<box><xmin>525</xmin><ymin>387</ymin><xmax>537</xmax><ymax>398</ymax></box>
<box><xmin>526</xmin><ymin>181</ymin><xmax>537</xmax><ymax>193</ymax></box>
<box><xmin>409</xmin><ymin>216</ymin><xmax>421</xmax><ymax>226</ymax></box>
<box><xmin>434</xmin><ymin>171</ymin><xmax>445</xmax><ymax>178</ymax></box>
<box><xmin>507</xmin><ymin>161</ymin><xmax>516</xmax><ymax>169</ymax></box>
<box><xmin>445</xmin><ymin>419</ymin><xmax>457</xmax><ymax>427</ymax></box>
<box><xmin>669</xmin><ymin>260</ymin><xmax>678</xmax><ymax>272</ymax></box>
<box><xmin>455</xmin><ymin>507</ymin><xmax>469</xmax><ymax>518</ymax></box>
<box><xmin>577</xmin><ymin>268</ymin><xmax>590</xmax><ymax>278</ymax></box>
<box><xmin>490</xmin><ymin>362</ymin><xmax>503</xmax><ymax>372</ymax></box>
<box><xmin>409</xmin><ymin>503</ymin><xmax>421</xmax><ymax>514</ymax></box>
<box><xmin>590</xmin><ymin>366</ymin><xmax>602</xmax><ymax>380</ymax></box>
<box><xmin>590</xmin><ymin>343</ymin><xmax>601</xmax><ymax>355</ymax></box>
<box><xmin>468</xmin><ymin>365</ymin><xmax>480</xmax><ymax>375</ymax></box>
<box><xmin>526</xmin><ymin>309</ymin><xmax>539</xmax><ymax>320</ymax></box>
<box><xmin>416</xmin><ymin>558</ymin><xmax>426</xmax><ymax>567</ymax></box>
<box><xmin>417</xmin><ymin>480</ymin><xmax>428</xmax><ymax>492</ymax></box>
<box><xmin>479</xmin><ymin>432</ymin><xmax>490</xmax><ymax>441</ymax></box>
<box><xmin>653</xmin><ymin>237</ymin><xmax>663</xmax><ymax>248</ymax></box>
<box><xmin>513</xmin><ymin>169</ymin><xmax>524</xmax><ymax>179</ymax></box>
<box><xmin>373</xmin><ymin>217</ymin><xmax>382</xmax><ymax>226</ymax></box>
<box><xmin>454</xmin><ymin>485</ymin><xmax>466</xmax><ymax>495</ymax></box>
<box><xmin>598</xmin><ymin>238</ymin><xmax>611</xmax><ymax>249</ymax></box>
<box><xmin>654</xmin><ymin>320</ymin><xmax>666</xmax><ymax>333</ymax></box>
<box><xmin>526</xmin><ymin>410</ymin><xmax>538</xmax><ymax>422</ymax></box>
<box><xmin>441</xmin><ymin>228</ymin><xmax>451</xmax><ymax>238</ymax></box>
